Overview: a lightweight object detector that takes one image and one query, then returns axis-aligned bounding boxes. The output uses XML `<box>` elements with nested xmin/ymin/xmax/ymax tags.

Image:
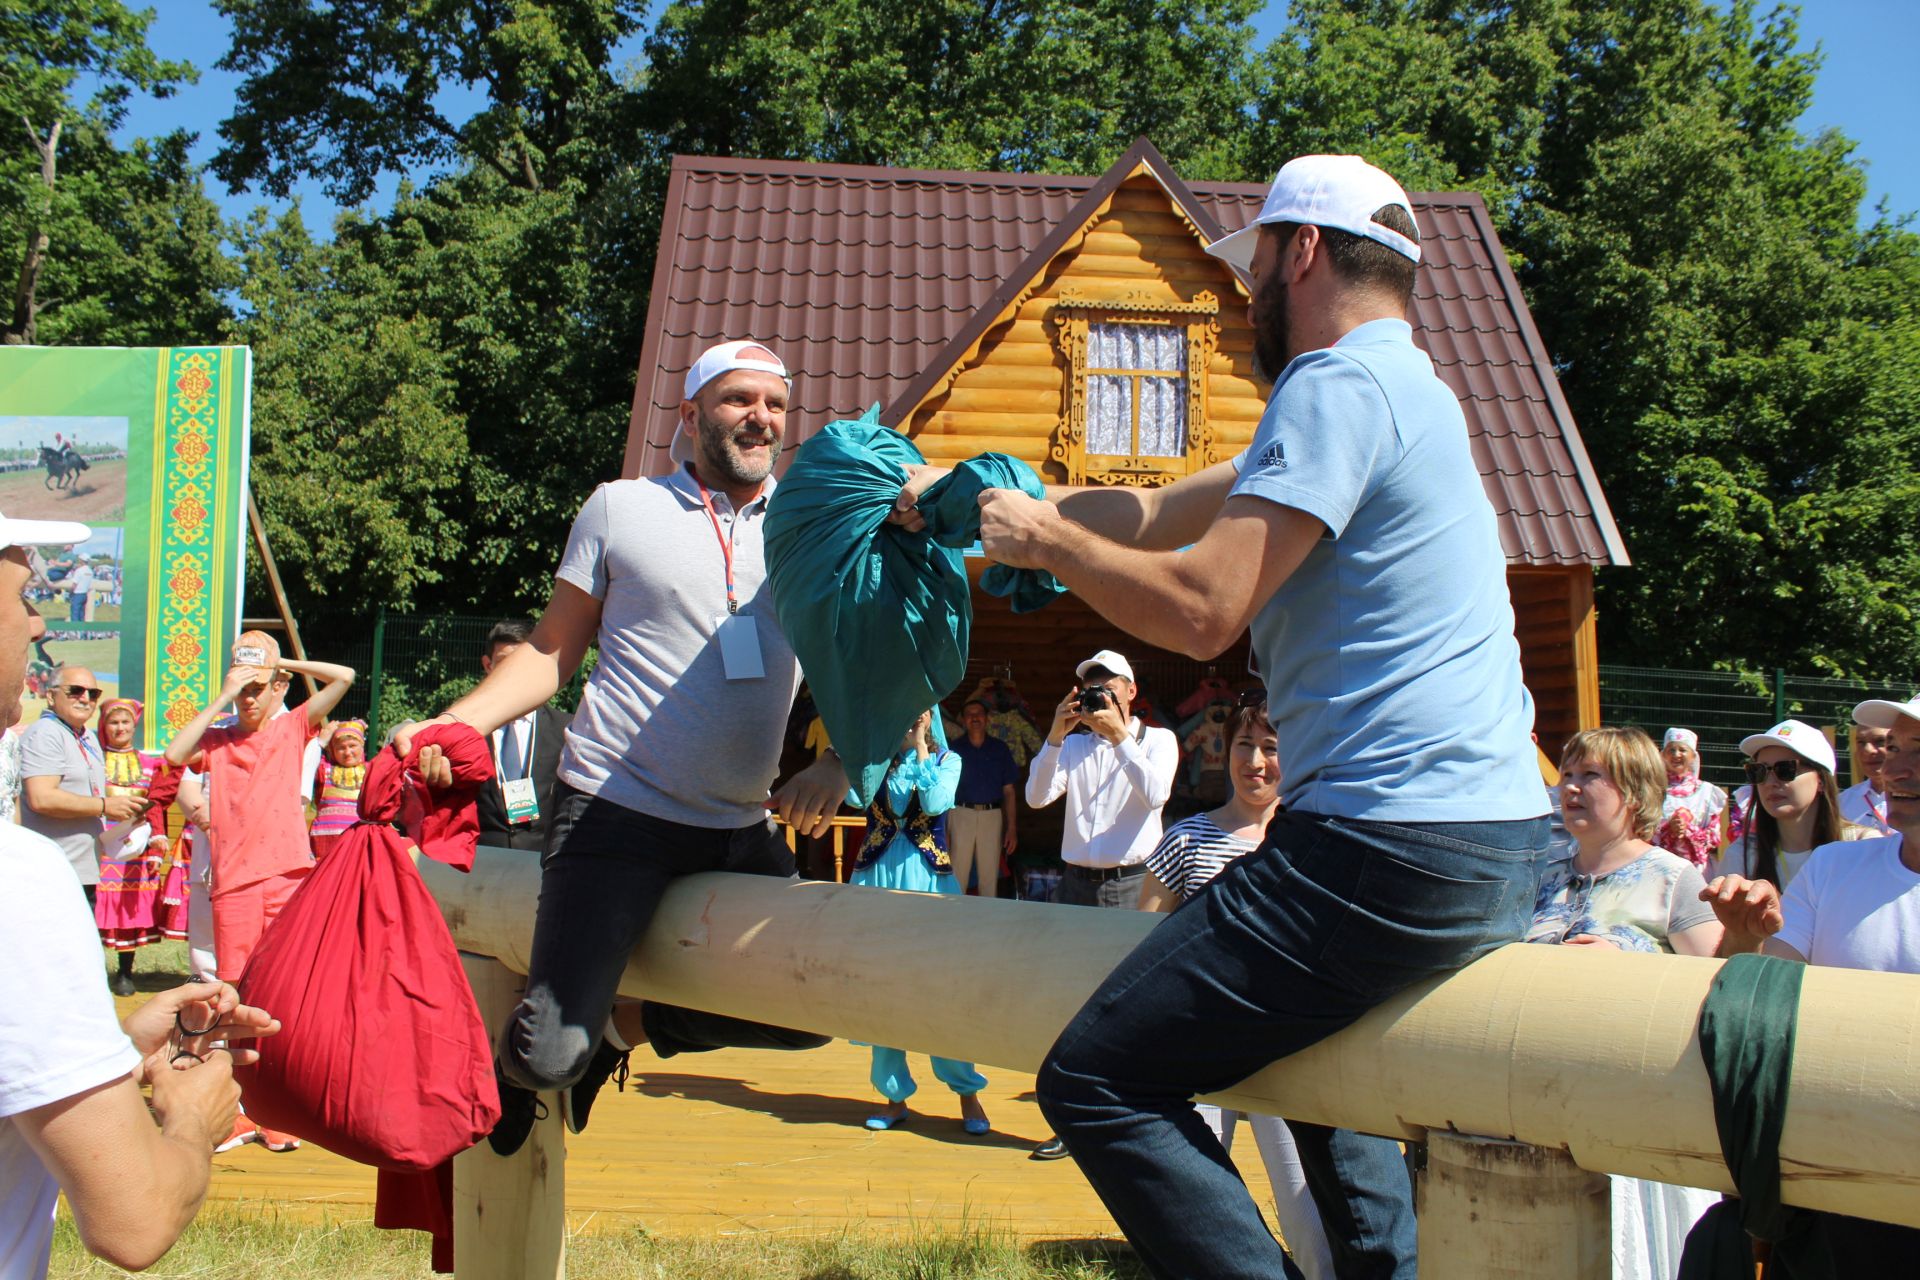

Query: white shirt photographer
<box><xmin>1027</xmin><ymin>718</ymin><xmax>1178</xmax><ymax>868</ymax></box>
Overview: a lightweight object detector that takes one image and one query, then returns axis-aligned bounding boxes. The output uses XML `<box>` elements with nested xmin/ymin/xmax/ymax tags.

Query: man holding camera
<box><xmin>1023</xmin><ymin>648</ymin><xmax>1177</xmax><ymax>1159</ymax></box>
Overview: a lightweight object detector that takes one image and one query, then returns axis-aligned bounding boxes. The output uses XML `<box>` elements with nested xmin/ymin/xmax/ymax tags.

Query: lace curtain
<box><xmin>1086</xmin><ymin>322</ymin><xmax>1187</xmax><ymax>459</ymax></box>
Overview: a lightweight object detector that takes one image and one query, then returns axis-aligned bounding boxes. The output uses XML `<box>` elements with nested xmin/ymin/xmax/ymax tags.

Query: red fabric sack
<box><xmin>235</xmin><ymin>726</ymin><xmax>499</xmax><ymax>1170</ymax></box>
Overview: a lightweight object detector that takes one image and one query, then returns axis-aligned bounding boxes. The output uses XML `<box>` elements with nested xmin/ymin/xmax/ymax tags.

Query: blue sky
<box><xmin>118</xmin><ymin>1</ymin><xmax>1915</xmax><ymax>231</ymax></box>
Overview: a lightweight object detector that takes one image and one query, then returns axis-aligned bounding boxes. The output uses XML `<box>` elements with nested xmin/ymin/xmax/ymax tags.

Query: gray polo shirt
<box><xmin>18</xmin><ymin>713</ymin><xmax>105</xmax><ymax>885</ymax></box>
<box><xmin>555</xmin><ymin>465</ymin><xmax>803</xmax><ymax>828</ymax></box>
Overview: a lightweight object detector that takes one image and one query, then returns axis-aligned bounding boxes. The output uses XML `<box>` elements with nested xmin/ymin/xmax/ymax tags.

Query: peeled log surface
<box><xmin>423</xmin><ymin>851</ymin><xmax>1920</xmax><ymax>1228</ymax></box>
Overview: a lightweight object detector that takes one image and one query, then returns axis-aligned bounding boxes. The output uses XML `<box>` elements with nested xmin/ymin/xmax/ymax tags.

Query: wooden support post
<box><xmin>244</xmin><ymin>491</ymin><xmax>316</xmax><ymax>697</ymax></box>
<box><xmin>452</xmin><ymin>954</ymin><xmax>566</xmax><ymax>1280</ymax></box>
<box><xmin>1419</xmin><ymin>1132</ymin><xmax>1607</xmax><ymax>1279</ymax></box>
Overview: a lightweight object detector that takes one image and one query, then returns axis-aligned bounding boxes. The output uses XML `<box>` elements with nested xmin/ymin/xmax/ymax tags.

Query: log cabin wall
<box><xmin>903</xmin><ymin>173</ymin><xmax>1267</xmax><ymax>479</ymax></box>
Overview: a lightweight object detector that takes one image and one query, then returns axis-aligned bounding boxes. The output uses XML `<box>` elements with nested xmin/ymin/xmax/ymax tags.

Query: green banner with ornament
<box><xmin>0</xmin><ymin>346</ymin><xmax>251</xmax><ymax>750</ymax></box>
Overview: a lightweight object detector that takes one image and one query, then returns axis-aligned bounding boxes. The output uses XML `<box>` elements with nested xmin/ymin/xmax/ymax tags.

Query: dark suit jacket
<box><xmin>477</xmin><ymin>704</ymin><xmax>571</xmax><ymax>851</ymax></box>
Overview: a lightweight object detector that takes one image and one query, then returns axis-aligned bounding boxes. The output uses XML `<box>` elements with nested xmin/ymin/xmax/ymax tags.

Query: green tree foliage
<box><xmin>211</xmin><ymin>0</ymin><xmax>648</xmax><ymax>202</ymax></box>
<box><xmin>636</xmin><ymin>0</ymin><xmax>1261</xmax><ymax>179</ymax></box>
<box><xmin>232</xmin><ymin>205</ymin><xmax>471</xmax><ymax>612</ymax></box>
<box><xmin>0</xmin><ymin>0</ymin><xmax>229</xmax><ymax>344</ymax></box>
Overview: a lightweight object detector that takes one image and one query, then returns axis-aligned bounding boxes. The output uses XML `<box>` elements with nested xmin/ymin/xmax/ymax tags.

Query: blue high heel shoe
<box><xmin>962</xmin><ymin>1117</ymin><xmax>991</xmax><ymax>1135</ymax></box>
<box><xmin>865</xmin><ymin>1109</ymin><xmax>910</xmax><ymax>1131</ymax></box>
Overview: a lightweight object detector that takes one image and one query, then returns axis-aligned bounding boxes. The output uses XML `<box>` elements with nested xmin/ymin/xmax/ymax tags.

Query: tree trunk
<box><xmin>6</xmin><ymin>118</ymin><xmax>60</xmax><ymax>346</ymax></box>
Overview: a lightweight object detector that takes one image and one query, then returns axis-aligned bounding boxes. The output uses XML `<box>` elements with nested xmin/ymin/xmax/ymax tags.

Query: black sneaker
<box><xmin>561</xmin><ymin>1040</ymin><xmax>631</xmax><ymax>1135</ymax></box>
<box><xmin>487</xmin><ymin>1071</ymin><xmax>548</xmax><ymax>1157</ymax></box>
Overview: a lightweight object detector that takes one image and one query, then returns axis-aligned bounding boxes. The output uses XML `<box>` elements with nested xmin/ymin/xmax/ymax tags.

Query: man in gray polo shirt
<box><xmin>21</xmin><ymin>668</ymin><xmax>145</xmax><ymax>891</ymax></box>
<box><xmin>406</xmin><ymin>339</ymin><xmax>845</xmax><ymax>1156</ymax></box>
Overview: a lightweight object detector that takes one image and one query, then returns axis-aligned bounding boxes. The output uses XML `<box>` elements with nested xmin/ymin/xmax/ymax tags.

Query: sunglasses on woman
<box><xmin>1744</xmin><ymin>758</ymin><xmax>1814</xmax><ymax>784</ymax></box>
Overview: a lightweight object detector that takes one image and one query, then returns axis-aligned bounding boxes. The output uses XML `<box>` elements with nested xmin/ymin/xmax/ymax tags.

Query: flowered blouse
<box><xmin>1526</xmin><ymin>847</ymin><xmax>1717</xmax><ymax>954</ymax></box>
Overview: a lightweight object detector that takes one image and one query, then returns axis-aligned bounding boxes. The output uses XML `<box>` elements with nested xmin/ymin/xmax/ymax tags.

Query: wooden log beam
<box><xmin>421</xmin><ymin>853</ymin><xmax>1920</xmax><ymax>1228</ymax></box>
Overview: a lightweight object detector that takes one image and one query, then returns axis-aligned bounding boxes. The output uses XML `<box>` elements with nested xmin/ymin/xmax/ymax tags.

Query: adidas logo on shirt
<box><xmin>1255</xmin><ymin>440</ymin><xmax>1288</xmax><ymax>470</ymax></box>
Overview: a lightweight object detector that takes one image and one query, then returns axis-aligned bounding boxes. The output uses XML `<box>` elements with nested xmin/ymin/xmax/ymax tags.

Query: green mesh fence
<box><xmin>1599</xmin><ymin>665</ymin><xmax>1920</xmax><ymax>790</ymax></box>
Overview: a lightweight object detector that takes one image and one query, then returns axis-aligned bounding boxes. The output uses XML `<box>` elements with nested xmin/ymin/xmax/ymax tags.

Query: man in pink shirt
<box><xmin>163</xmin><ymin>630</ymin><xmax>354</xmax><ymax>1153</ymax></box>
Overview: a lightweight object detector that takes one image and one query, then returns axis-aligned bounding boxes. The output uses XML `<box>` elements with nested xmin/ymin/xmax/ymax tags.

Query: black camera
<box><xmin>1076</xmin><ymin>685</ymin><xmax>1113</xmax><ymax>714</ymax></box>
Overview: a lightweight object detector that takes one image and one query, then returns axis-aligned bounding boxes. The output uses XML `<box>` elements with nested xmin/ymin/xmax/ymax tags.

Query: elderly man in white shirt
<box><xmin>1023</xmin><ymin>648</ymin><xmax>1178</xmax><ymax>1159</ymax></box>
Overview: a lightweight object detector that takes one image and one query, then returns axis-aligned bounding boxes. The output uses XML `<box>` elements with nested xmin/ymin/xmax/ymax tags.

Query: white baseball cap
<box><xmin>1740</xmin><ymin>719</ymin><xmax>1837</xmax><ymax>774</ymax></box>
<box><xmin>0</xmin><ymin>511</ymin><xmax>90</xmax><ymax>553</ymax></box>
<box><xmin>1204</xmin><ymin>154</ymin><xmax>1422</xmax><ymax>275</ymax></box>
<box><xmin>670</xmin><ymin>339</ymin><xmax>791</xmax><ymax>466</ymax></box>
<box><xmin>1076</xmin><ymin>649</ymin><xmax>1136</xmax><ymax>685</ymax></box>
<box><xmin>1852</xmin><ymin>699</ymin><xmax>1920</xmax><ymax>731</ymax></box>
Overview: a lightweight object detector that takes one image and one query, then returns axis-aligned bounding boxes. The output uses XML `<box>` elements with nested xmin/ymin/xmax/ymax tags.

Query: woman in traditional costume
<box><xmin>94</xmin><ymin>697</ymin><xmax>169</xmax><ymax>994</ymax></box>
<box><xmin>849</xmin><ymin>709</ymin><xmax>990</xmax><ymax>1135</ymax></box>
<box><xmin>310</xmin><ymin>719</ymin><xmax>367</xmax><ymax>861</ymax></box>
<box><xmin>1654</xmin><ymin>727</ymin><xmax>1727</xmax><ymax>869</ymax></box>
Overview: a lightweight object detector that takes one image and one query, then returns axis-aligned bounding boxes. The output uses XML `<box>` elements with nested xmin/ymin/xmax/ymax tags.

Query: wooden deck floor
<box><xmin>191</xmin><ymin>1036</ymin><xmax>1280</xmax><ymax>1242</ymax></box>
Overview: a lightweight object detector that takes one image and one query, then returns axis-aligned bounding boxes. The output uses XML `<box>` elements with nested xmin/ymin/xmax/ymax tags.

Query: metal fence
<box><xmin>1598</xmin><ymin>664</ymin><xmax>1920</xmax><ymax>789</ymax></box>
<box><xmin>308</xmin><ymin>612</ymin><xmax>593</xmax><ymax>742</ymax></box>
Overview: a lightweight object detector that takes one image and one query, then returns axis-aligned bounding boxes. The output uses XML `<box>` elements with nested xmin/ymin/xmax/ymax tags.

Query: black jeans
<box><xmin>498</xmin><ymin>783</ymin><xmax>830</xmax><ymax>1091</ymax></box>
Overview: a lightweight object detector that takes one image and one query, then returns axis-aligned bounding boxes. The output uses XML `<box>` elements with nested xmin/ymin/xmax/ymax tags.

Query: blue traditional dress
<box><xmin>849</xmin><ymin>745</ymin><xmax>987</xmax><ymax>1102</ymax></box>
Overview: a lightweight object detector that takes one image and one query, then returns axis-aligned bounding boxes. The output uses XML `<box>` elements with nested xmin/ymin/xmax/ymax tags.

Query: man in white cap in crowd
<box><xmin>897</xmin><ymin>154</ymin><xmax>1549</xmax><ymax>1278</ymax></box>
<box><xmin>401</xmin><ymin>340</ymin><xmax>843</xmax><ymax>1157</ymax></box>
<box><xmin>1704</xmin><ymin>696</ymin><xmax>1920</xmax><ymax>1266</ymax></box>
<box><xmin>0</xmin><ymin>509</ymin><xmax>279</xmax><ymax>1278</ymax></box>
<box><xmin>1022</xmin><ymin>647</ymin><xmax>1178</xmax><ymax>1159</ymax></box>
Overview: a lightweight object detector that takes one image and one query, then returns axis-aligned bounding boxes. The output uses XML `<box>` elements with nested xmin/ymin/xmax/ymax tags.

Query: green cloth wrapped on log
<box><xmin>764</xmin><ymin>406</ymin><xmax>1065</xmax><ymax>808</ymax></box>
<box><xmin>1677</xmin><ymin>953</ymin><xmax>1833</xmax><ymax>1280</ymax></box>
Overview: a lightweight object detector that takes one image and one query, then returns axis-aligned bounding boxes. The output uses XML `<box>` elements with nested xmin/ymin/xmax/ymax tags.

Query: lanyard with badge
<box><xmin>492</xmin><ymin>716</ymin><xmax>541</xmax><ymax>825</ymax></box>
<box><xmin>696</xmin><ymin>476</ymin><xmax>766</xmax><ymax>680</ymax></box>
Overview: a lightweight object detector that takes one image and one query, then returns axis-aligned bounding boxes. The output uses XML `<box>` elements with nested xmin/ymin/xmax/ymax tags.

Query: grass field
<box><xmin>0</xmin><ymin>456</ymin><xmax>127</xmax><ymax>523</ymax></box>
<box><xmin>47</xmin><ymin>1211</ymin><xmax>1150</xmax><ymax>1280</ymax></box>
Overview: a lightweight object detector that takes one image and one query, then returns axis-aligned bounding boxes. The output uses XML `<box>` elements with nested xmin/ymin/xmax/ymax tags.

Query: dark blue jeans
<box><xmin>1037</xmin><ymin>810</ymin><xmax>1547</xmax><ymax>1280</ymax></box>
<box><xmin>499</xmin><ymin>784</ymin><xmax>830</xmax><ymax>1092</ymax></box>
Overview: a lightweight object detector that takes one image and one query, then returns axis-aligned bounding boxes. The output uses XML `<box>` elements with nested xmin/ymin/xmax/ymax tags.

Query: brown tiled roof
<box><xmin>627</xmin><ymin>145</ymin><xmax>1626</xmax><ymax>566</ymax></box>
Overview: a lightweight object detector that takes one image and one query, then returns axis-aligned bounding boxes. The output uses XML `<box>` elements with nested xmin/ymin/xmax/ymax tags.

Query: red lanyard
<box><xmin>695</xmin><ymin>476</ymin><xmax>739</xmax><ymax>614</ymax></box>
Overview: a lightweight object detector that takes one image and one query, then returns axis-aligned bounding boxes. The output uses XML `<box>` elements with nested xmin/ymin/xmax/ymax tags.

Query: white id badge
<box><xmin>502</xmin><ymin>777</ymin><xmax>539</xmax><ymax>824</ymax></box>
<box><xmin>714</xmin><ymin>613</ymin><xmax>766</xmax><ymax>680</ymax></box>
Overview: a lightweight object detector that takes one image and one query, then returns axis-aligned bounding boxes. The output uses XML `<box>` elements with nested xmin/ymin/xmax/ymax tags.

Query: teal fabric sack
<box><xmin>764</xmin><ymin>406</ymin><xmax>1063</xmax><ymax>807</ymax></box>
<box><xmin>918</xmin><ymin>455</ymin><xmax>1069</xmax><ymax>614</ymax></box>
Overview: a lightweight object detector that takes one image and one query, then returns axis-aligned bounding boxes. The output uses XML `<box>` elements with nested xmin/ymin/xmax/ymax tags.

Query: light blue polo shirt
<box><xmin>1230</xmin><ymin>318</ymin><xmax>1547</xmax><ymax>823</ymax></box>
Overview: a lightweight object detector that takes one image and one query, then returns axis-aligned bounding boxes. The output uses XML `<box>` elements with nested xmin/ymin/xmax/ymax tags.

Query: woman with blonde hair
<box><xmin>1526</xmin><ymin>726</ymin><xmax>1723</xmax><ymax>1279</ymax></box>
<box><xmin>1529</xmin><ymin>726</ymin><xmax>1722</xmax><ymax>956</ymax></box>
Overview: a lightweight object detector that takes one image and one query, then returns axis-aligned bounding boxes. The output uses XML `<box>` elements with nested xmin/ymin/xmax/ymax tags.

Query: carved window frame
<box><xmin>1048</xmin><ymin>289</ymin><xmax>1221</xmax><ymax>488</ymax></box>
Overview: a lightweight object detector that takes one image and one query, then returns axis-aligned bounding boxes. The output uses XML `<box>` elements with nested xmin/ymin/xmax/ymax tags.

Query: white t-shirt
<box><xmin>0</xmin><ymin>824</ymin><xmax>140</xmax><ymax>1280</ymax></box>
<box><xmin>1775</xmin><ymin>835</ymin><xmax>1920</xmax><ymax>974</ymax></box>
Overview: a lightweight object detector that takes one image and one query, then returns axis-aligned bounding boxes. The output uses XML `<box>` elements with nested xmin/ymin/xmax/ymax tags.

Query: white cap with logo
<box><xmin>670</xmin><ymin>339</ymin><xmax>791</xmax><ymax>466</ymax></box>
<box><xmin>1204</xmin><ymin>154</ymin><xmax>1421</xmax><ymax>275</ymax></box>
<box><xmin>1739</xmin><ymin>719</ymin><xmax>1837</xmax><ymax>774</ymax></box>
<box><xmin>1075</xmin><ymin>649</ymin><xmax>1136</xmax><ymax>685</ymax></box>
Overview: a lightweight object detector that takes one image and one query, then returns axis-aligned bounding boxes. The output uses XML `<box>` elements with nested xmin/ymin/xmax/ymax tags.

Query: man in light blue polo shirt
<box><xmin>900</xmin><ymin>155</ymin><xmax>1548</xmax><ymax>1280</ymax></box>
